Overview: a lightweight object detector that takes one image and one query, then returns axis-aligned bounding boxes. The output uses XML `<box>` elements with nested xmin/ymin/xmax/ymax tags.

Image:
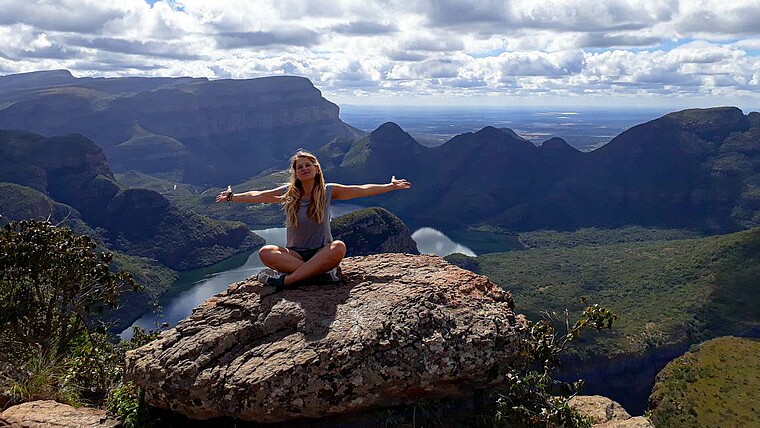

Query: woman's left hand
<box><xmin>390</xmin><ymin>176</ymin><xmax>411</xmax><ymax>190</ymax></box>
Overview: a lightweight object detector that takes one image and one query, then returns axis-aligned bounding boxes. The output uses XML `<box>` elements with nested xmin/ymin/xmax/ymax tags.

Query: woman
<box><xmin>216</xmin><ymin>150</ymin><xmax>411</xmax><ymax>288</ymax></box>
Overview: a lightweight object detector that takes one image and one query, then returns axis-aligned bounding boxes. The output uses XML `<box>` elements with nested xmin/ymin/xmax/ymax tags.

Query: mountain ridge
<box><xmin>0</xmin><ymin>71</ymin><xmax>364</xmax><ymax>185</ymax></box>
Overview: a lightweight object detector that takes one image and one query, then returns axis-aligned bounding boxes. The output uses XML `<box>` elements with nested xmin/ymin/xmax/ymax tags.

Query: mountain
<box><xmin>0</xmin><ymin>129</ymin><xmax>262</xmax><ymax>270</ymax></box>
<box><xmin>0</xmin><ymin>182</ymin><xmax>82</xmax><ymax>227</ymax></box>
<box><xmin>317</xmin><ymin>107</ymin><xmax>760</xmax><ymax>233</ymax></box>
<box><xmin>331</xmin><ymin>207</ymin><xmax>419</xmax><ymax>256</ymax></box>
<box><xmin>0</xmin><ymin>70</ymin><xmax>364</xmax><ymax>185</ymax></box>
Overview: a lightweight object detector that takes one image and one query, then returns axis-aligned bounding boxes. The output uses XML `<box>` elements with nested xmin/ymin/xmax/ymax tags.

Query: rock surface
<box><xmin>568</xmin><ymin>395</ymin><xmax>631</xmax><ymax>424</ymax></box>
<box><xmin>125</xmin><ymin>253</ymin><xmax>527</xmax><ymax>423</ymax></box>
<box><xmin>0</xmin><ymin>400</ymin><xmax>118</xmax><ymax>427</ymax></box>
<box><xmin>569</xmin><ymin>395</ymin><xmax>654</xmax><ymax>428</ymax></box>
<box><xmin>593</xmin><ymin>417</ymin><xmax>654</xmax><ymax>427</ymax></box>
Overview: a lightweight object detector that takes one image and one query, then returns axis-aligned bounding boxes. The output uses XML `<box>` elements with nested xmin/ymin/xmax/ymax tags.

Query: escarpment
<box><xmin>125</xmin><ymin>253</ymin><xmax>528</xmax><ymax>423</ymax></box>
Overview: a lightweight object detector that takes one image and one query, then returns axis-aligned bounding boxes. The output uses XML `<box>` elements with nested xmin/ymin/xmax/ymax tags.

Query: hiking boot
<box><xmin>257</xmin><ymin>268</ymin><xmax>286</xmax><ymax>288</ymax></box>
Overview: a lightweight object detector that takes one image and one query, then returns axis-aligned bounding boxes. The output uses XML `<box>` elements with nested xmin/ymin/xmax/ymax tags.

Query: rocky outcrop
<box><xmin>569</xmin><ymin>395</ymin><xmax>654</xmax><ymax>428</ymax></box>
<box><xmin>0</xmin><ymin>400</ymin><xmax>118</xmax><ymax>427</ymax></box>
<box><xmin>0</xmin><ymin>72</ymin><xmax>364</xmax><ymax>184</ymax></box>
<box><xmin>331</xmin><ymin>207</ymin><xmax>419</xmax><ymax>256</ymax></box>
<box><xmin>0</xmin><ymin>130</ymin><xmax>119</xmax><ymax>224</ymax></box>
<box><xmin>0</xmin><ymin>129</ymin><xmax>264</xmax><ymax>270</ymax></box>
<box><xmin>125</xmin><ymin>254</ymin><xmax>527</xmax><ymax>423</ymax></box>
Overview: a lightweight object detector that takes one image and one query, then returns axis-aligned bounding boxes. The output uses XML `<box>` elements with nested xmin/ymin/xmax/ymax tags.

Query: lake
<box><xmin>120</xmin><ymin>203</ymin><xmax>512</xmax><ymax>339</ymax></box>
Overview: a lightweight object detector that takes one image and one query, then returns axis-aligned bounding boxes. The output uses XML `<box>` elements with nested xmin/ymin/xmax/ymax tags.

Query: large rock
<box><xmin>569</xmin><ymin>395</ymin><xmax>654</xmax><ymax>428</ymax></box>
<box><xmin>568</xmin><ymin>395</ymin><xmax>631</xmax><ymax>424</ymax></box>
<box><xmin>125</xmin><ymin>254</ymin><xmax>527</xmax><ymax>423</ymax></box>
<box><xmin>0</xmin><ymin>400</ymin><xmax>118</xmax><ymax>427</ymax></box>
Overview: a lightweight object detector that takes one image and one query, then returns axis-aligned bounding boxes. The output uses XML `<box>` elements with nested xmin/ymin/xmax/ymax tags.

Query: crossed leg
<box><xmin>259</xmin><ymin>240</ymin><xmax>346</xmax><ymax>286</ymax></box>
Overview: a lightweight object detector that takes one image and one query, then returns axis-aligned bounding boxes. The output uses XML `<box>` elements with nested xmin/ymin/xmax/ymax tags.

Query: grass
<box><xmin>5</xmin><ymin>351</ymin><xmax>81</xmax><ymax>406</ymax></box>
<box><xmin>649</xmin><ymin>336</ymin><xmax>760</xmax><ymax>428</ymax></box>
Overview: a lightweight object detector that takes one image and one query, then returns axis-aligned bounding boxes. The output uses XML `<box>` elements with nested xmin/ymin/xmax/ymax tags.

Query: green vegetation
<box><xmin>0</xmin><ymin>220</ymin><xmax>136</xmax><ymax>359</ymax></box>
<box><xmin>116</xmin><ymin>168</ymin><xmax>288</xmax><ymax>227</ymax></box>
<box><xmin>0</xmin><ymin>220</ymin><xmax>162</xmax><ymax>426</ymax></box>
<box><xmin>649</xmin><ymin>336</ymin><xmax>760</xmax><ymax>428</ymax></box>
<box><xmin>447</xmin><ymin>228</ymin><xmax>760</xmax><ymax>360</ymax></box>
<box><xmin>331</xmin><ymin>207</ymin><xmax>418</xmax><ymax>256</ymax></box>
<box><xmin>0</xmin><ymin>183</ymin><xmax>81</xmax><ymax>226</ymax></box>
<box><xmin>374</xmin><ymin>304</ymin><xmax>615</xmax><ymax>428</ymax></box>
<box><xmin>518</xmin><ymin>226</ymin><xmax>704</xmax><ymax>249</ymax></box>
<box><xmin>490</xmin><ymin>303</ymin><xmax>614</xmax><ymax>428</ymax></box>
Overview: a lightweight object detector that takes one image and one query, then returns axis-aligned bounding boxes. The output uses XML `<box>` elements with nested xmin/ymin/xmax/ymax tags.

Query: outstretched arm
<box><xmin>215</xmin><ymin>185</ymin><xmax>284</xmax><ymax>204</ymax></box>
<box><xmin>331</xmin><ymin>176</ymin><xmax>411</xmax><ymax>201</ymax></box>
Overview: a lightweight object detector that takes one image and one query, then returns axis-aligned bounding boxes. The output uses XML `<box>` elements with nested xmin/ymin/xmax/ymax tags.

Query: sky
<box><xmin>2</xmin><ymin>0</ymin><xmax>760</xmax><ymax>109</ymax></box>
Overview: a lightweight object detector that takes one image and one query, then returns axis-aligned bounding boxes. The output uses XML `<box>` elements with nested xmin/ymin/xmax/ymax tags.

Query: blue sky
<box><xmin>1</xmin><ymin>0</ymin><xmax>760</xmax><ymax>109</ymax></box>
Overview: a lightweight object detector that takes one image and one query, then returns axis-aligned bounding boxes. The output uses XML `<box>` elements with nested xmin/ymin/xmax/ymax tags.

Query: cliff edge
<box><xmin>125</xmin><ymin>254</ymin><xmax>527</xmax><ymax>423</ymax></box>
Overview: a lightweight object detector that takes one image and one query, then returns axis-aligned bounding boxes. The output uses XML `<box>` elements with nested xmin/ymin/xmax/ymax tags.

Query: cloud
<box><xmin>330</xmin><ymin>21</ymin><xmax>398</xmax><ymax>35</ymax></box>
<box><xmin>416</xmin><ymin>0</ymin><xmax>678</xmax><ymax>33</ymax></box>
<box><xmin>0</xmin><ymin>0</ymin><xmax>132</xmax><ymax>33</ymax></box>
<box><xmin>577</xmin><ymin>32</ymin><xmax>663</xmax><ymax>48</ymax></box>
<box><xmin>401</xmin><ymin>37</ymin><xmax>465</xmax><ymax>52</ymax></box>
<box><xmin>215</xmin><ymin>29</ymin><xmax>321</xmax><ymax>49</ymax></box>
<box><xmin>675</xmin><ymin>1</ymin><xmax>760</xmax><ymax>35</ymax></box>
<box><xmin>387</xmin><ymin>58</ymin><xmax>467</xmax><ymax>80</ymax></box>
<box><xmin>0</xmin><ymin>0</ymin><xmax>760</xmax><ymax>106</ymax></box>
<box><xmin>473</xmin><ymin>51</ymin><xmax>585</xmax><ymax>80</ymax></box>
<box><xmin>66</xmin><ymin>36</ymin><xmax>203</xmax><ymax>60</ymax></box>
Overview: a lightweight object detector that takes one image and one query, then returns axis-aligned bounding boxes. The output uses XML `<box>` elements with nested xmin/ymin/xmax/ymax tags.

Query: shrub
<box><xmin>491</xmin><ymin>302</ymin><xmax>616</xmax><ymax>428</ymax></box>
<box><xmin>0</xmin><ymin>220</ymin><xmax>137</xmax><ymax>360</ymax></box>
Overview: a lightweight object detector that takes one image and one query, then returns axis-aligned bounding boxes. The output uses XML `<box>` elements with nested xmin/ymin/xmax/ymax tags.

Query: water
<box><xmin>120</xmin><ymin>203</ymin><xmax>498</xmax><ymax>339</ymax></box>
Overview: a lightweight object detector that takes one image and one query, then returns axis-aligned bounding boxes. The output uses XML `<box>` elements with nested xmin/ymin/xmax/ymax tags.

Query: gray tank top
<box><xmin>285</xmin><ymin>184</ymin><xmax>334</xmax><ymax>249</ymax></box>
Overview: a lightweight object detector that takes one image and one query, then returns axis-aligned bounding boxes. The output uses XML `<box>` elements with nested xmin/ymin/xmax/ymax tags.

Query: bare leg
<box><xmin>259</xmin><ymin>245</ymin><xmax>304</xmax><ymax>273</ymax></box>
<box><xmin>284</xmin><ymin>240</ymin><xmax>346</xmax><ymax>286</ymax></box>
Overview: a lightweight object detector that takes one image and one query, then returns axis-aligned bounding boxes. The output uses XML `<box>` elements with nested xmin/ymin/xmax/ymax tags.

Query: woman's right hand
<box><xmin>215</xmin><ymin>185</ymin><xmax>233</xmax><ymax>203</ymax></box>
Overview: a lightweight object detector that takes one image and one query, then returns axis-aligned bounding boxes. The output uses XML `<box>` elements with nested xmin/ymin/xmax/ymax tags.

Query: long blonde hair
<box><xmin>282</xmin><ymin>150</ymin><xmax>327</xmax><ymax>227</ymax></box>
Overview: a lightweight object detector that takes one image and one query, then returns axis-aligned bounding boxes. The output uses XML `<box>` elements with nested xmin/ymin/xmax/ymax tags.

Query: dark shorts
<box><xmin>288</xmin><ymin>246</ymin><xmax>323</xmax><ymax>262</ymax></box>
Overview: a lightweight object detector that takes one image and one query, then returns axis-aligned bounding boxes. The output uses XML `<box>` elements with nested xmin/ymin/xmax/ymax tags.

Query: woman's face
<box><xmin>294</xmin><ymin>156</ymin><xmax>319</xmax><ymax>181</ymax></box>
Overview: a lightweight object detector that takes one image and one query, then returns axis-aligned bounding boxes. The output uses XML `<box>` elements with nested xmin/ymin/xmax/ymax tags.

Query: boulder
<box><xmin>568</xmin><ymin>395</ymin><xmax>631</xmax><ymax>424</ymax></box>
<box><xmin>125</xmin><ymin>254</ymin><xmax>527</xmax><ymax>423</ymax></box>
<box><xmin>569</xmin><ymin>395</ymin><xmax>654</xmax><ymax>428</ymax></box>
<box><xmin>0</xmin><ymin>400</ymin><xmax>118</xmax><ymax>427</ymax></box>
<box><xmin>594</xmin><ymin>417</ymin><xmax>654</xmax><ymax>427</ymax></box>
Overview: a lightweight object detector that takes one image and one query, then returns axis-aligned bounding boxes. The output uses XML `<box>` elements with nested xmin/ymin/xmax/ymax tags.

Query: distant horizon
<box><xmin>6</xmin><ymin>67</ymin><xmax>758</xmax><ymax>113</ymax></box>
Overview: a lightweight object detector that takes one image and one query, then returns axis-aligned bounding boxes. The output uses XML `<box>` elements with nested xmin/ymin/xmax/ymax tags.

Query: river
<box><xmin>121</xmin><ymin>203</ymin><xmax>515</xmax><ymax>339</ymax></box>
<box><xmin>118</xmin><ymin>205</ymin><xmax>670</xmax><ymax>415</ymax></box>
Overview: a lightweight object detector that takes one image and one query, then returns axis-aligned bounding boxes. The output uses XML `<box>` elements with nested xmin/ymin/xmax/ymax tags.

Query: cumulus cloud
<box><xmin>66</xmin><ymin>36</ymin><xmax>203</xmax><ymax>60</ymax></box>
<box><xmin>0</xmin><ymin>0</ymin><xmax>131</xmax><ymax>33</ymax></box>
<box><xmin>0</xmin><ymin>0</ymin><xmax>759</xmax><ymax>105</ymax></box>
<box><xmin>675</xmin><ymin>1</ymin><xmax>760</xmax><ymax>35</ymax></box>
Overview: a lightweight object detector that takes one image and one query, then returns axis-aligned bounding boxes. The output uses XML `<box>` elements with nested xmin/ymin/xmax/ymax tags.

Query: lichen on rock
<box><xmin>125</xmin><ymin>253</ymin><xmax>528</xmax><ymax>423</ymax></box>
